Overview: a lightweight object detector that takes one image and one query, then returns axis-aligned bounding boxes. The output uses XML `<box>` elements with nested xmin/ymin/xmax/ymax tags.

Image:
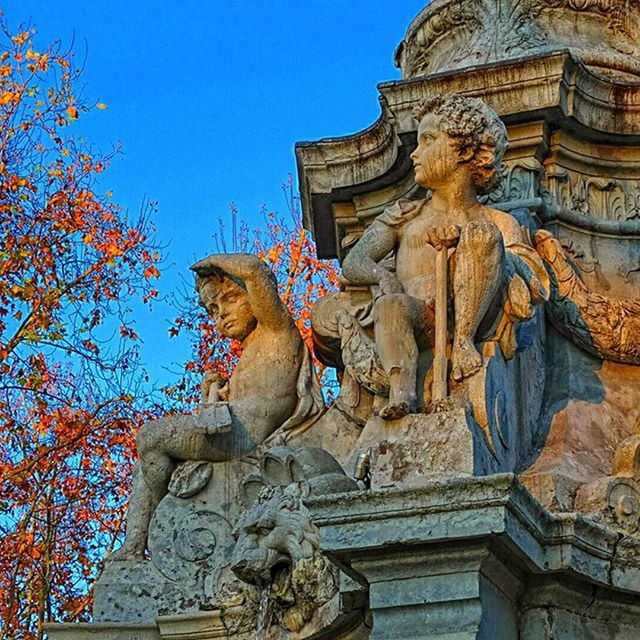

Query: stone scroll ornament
<box><xmin>534</xmin><ymin>230</ymin><xmax>640</xmax><ymax>364</ymax></box>
<box><xmin>110</xmin><ymin>253</ymin><xmax>324</xmax><ymax>562</ymax></box>
<box><xmin>311</xmin><ymin>93</ymin><xmax>549</xmax><ymax>420</ymax></box>
<box><xmin>210</xmin><ymin>446</ymin><xmax>358</xmax><ymax>635</ymax></box>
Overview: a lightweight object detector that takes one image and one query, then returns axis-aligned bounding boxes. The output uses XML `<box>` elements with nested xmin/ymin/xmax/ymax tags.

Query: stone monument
<box><xmin>48</xmin><ymin>2</ymin><xmax>640</xmax><ymax>639</ymax></box>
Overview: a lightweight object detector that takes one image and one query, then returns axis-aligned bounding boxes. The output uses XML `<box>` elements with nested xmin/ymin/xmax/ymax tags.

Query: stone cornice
<box><xmin>307</xmin><ymin>473</ymin><xmax>640</xmax><ymax>595</ymax></box>
<box><xmin>296</xmin><ymin>51</ymin><xmax>640</xmax><ymax>258</ymax></box>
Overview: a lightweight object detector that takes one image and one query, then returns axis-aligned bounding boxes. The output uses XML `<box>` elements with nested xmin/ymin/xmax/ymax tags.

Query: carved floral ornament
<box><xmin>480</xmin><ymin>158</ymin><xmax>640</xmax><ymax>223</ymax></box>
<box><xmin>395</xmin><ymin>0</ymin><xmax>639</xmax><ymax>79</ymax></box>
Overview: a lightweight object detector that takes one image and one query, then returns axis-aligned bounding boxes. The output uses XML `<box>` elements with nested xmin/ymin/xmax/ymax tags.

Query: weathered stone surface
<box><xmin>395</xmin><ymin>0</ymin><xmax>640</xmax><ymax>82</ymax></box>
<box><xmin>45</xmin><ymin>623</ymin><xmax>160</xmax><ymax>640</ymax></box>
<box><xmin>206</xmin><ymin>447</ymin><xmax>360</xmax><ymax>637</ymax></box>
<box><xmin>349</xmin><ymin>409</ymin><xmax>496</xmax><ymax>489</ymax></box>
<box><xmin>94</xmin><ymin>457</ymin><xmax>251</xmax><ymax>623</ymax></box>
<box><xmin>520</xmin><ymin>582</ymin><xmax>640</xmax><ymax>640</ymax></box>
<box><xmin>522</xmin><ymin>331</ymin><xmax>640</xmax><ymax>512</ymax></box>
<box><xmin>308</xmin><ymin>474</ymin><xmax>640</xmax><ymax>640</ymax></box>
<box><xmin>50</xmin><ymin>571</ymin><xmax>368</xmax><ymax>640</ymax></box>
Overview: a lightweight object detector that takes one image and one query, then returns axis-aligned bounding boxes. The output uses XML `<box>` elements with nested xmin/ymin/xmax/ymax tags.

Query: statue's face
<box><xmin>410</xmin><ymin>113</ymin><xmax>460</xmax><ymax>190</ymax></box>
<box><xmin>200</xmin><ymin>278</ymin><xmax>257</xmax><ymax>341</ymax></box>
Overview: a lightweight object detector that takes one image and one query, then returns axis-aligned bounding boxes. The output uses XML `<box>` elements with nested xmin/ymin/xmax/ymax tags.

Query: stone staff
<box><xmin>432</xmin><ymin>245</ymin><xmax>449</xmax><ymax>402</ymax></box>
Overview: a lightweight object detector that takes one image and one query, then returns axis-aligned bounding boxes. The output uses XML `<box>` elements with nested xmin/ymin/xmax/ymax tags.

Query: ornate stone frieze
<box><xmin>481</xmin><ymin>159</ymin><xmax>542</xmax><ymax>206</ymax></box>
<box><xmin>395</xmin><ymin>0</ymin><xmax>640</xmax><ymax>81</ymax></box>
<box><xmin>534</xmin><ymin>230</ymin><xmax>640</xmax><ymax>365</ymax></box>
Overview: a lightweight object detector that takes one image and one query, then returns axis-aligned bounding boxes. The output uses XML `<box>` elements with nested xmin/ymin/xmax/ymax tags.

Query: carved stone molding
<box><xmin>540</xmin><ymin>131</ymin><xmax>640</xmax><ymax>223</ymax></box>
<box><xmin>395</xmin><ymin>0</ymin><xmax>640</xmax><ymax>81</ymax></box>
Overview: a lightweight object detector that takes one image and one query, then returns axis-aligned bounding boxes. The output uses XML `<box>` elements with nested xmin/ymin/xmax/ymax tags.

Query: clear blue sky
<box><xmin>6</xmin><ymin>1</ymin><xmax>428</xmax><ymax>381</ymax></box>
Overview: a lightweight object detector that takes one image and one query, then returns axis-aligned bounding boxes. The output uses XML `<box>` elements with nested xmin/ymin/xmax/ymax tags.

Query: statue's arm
<box><xmin>191</xmin><ymin>253</ymin><xmax>289</xmax><ymax>329</ymax></box>
<box><xmin>342</xmin><ymin>222</ymin><xmax>399</xmax><ymax>288</ymax></box>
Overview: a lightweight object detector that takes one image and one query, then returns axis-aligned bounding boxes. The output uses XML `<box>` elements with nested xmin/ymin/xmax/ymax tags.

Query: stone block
<box><xmin>44</xmin><ymin>622</ymin><xmax>160</xmax><ymax>640</ymax></box>
<box><xmin>349</xmin><ymin>409</ymin><xmax>499</xmax><ymax>491</ymax></box>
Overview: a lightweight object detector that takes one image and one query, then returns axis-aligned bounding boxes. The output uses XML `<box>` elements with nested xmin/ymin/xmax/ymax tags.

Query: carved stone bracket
<box><xmin>575</xmin><ymin>436</ymin><xmax>640</xmax><ymax>535</ymax></box>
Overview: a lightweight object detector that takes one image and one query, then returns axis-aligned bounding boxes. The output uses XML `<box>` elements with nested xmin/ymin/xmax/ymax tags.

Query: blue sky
<box><xmin>6</xmin><ymin>1</ymin><xmax>428</xmax><ymax>381</ymax></box>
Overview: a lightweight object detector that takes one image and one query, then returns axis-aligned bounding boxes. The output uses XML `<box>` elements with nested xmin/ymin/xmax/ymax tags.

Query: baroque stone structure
<box><xmin>48</xmin><ymin>2</ymin><xmax>640</xmax><ymax>639</ymax></box>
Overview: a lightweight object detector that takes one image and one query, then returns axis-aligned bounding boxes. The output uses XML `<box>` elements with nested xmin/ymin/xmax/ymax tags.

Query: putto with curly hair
<box><xmin>412</xmin><ymin>94</ymin><xmax>508</xmax><ymax>195</ymax></box>
<box><xmin>325</xmin><ymin>92</ymin><xmax>549</xmax><ymax>421</ymax></box>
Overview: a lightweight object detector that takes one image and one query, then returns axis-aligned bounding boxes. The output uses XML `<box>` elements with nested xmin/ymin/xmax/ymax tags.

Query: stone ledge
<box><xmin>306</xmin><ymin>473</ymin><xmax>638</xmax><ymax>595</ymax></box>
<box><xmin>45</xmin><ymin>622</ymin><xmax>160</xmax><ymax>640</ymax></box>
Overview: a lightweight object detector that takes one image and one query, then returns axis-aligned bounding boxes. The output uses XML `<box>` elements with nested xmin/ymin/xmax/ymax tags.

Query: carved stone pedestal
<box><xmin>350</xmin><ymin>409</ymin><xmax>501</xmax><ymax>491</ymax></box>
<box><xmin>47</xmin><ymin>574</ymin><xmax>369</xmax><ymax>640</ymax></box>
<box><xmin>308</xmin><ymin>474</ymin><xmax>640</xmax><ymax>640</ymax></box>
<box><xmin>92</xmin><ymin>457</ymin><xmax>249</xmax><ymax>624</ymax></box>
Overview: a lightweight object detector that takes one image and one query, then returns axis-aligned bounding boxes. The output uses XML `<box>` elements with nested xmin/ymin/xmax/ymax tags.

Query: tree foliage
<box><xmin>0</xmin><ymin>19</ymin><xmax>338</xmax><ymax>640</ymax></box>
<box><xmin>0</xmin><ymin>21</ymin><xmax>161</xmax><ymax>638</ymax></box>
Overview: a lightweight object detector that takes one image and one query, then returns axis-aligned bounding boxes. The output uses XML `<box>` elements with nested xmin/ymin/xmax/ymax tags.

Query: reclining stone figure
<box><xmin>111</xmin><ymin>253</ymin><xmax>323</xmax><ymax>560</ymax></box>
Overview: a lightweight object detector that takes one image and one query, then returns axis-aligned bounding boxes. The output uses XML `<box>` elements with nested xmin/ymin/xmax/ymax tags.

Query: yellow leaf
<box><xmin>66</xmin><ymin>105</ymin><xmax>78</xmax><ymax>120</ymax></box>
<box><xmin>96</xmin><ymin>102</ymin><xmax>108</xmax><ymax>110</ymax></box>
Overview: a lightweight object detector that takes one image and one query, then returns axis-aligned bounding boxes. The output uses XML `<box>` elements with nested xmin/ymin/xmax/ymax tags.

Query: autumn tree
<box><xmin>164</xmin><ymin>176</ymin><xmax>339</xmax><ymax>409</ymax></box>
<box><xmin>0</xmin><ymin>18</ymin><xmax>339</xmax><ymax>640</ymax></box>
<box><xmin>0</xmin><ymin>20</ymin><xmax>162</xmax><ymax>639</ymax></box>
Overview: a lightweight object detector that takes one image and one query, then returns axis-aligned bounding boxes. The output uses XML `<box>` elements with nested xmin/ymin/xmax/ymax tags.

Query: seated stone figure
<box><xmin>312</xmin><ymin>94</ymin><xmax>548</xmax><ymax>420</ymax></box>
<box><xmin>112</xmin><ymin>253</ymin><xmax>323</xmax><ymax>560</ymax></box>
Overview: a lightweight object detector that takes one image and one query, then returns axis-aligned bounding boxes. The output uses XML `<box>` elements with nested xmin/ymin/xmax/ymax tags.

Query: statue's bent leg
<box><xmin>109</xmin><ymin>463</ymin><xmax>155</xmax><ymax>560</ymax></box>
<box><xmin>374</xmin><ymin>293</ymin><xmax>425</xmax><ymax>419</ymax></box>
<box><xmin>112</xmin><ymin>417</ymin><xmax>230</xmax><ymax>560</ymax></box>
<box><xmin>452</xmin><ymin>220</ymin><xmax>505</xmax><ymax>381</ymax></box>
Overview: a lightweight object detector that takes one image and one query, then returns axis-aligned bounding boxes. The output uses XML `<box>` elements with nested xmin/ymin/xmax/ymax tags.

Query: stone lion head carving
<box><xmin>226</xmin><ymin>446</ymin><xmax>358</xmax><ymax>633</ymax></box>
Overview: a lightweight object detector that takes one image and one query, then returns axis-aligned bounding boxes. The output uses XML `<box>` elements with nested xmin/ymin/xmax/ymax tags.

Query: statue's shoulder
<box><xmin>482</xmin><ymin>205</ymin><xmax>522</xmax><ymax>239</ymax></box>
<box><xmin>376</xmin><ymin>197</ymin><xmax>428</xmax><ymax>229</ymax></box>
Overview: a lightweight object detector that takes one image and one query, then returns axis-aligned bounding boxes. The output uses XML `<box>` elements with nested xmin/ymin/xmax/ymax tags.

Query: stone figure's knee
<box><xmin>135</xmin><ymin>421</ymin><xmax>159</xmax><ymax>456</ymax></box>
<box><xmin>459</xmin><ymin>220</ymin><xmax>501</xmax><ymax>253</ymax></box>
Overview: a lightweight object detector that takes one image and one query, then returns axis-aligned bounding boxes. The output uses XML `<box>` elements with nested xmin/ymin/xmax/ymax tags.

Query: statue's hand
<box><xmin>194</xmin><ymin>401</ymin><xmax>233</xmax><ymax>435</ymax></box>
<box><xmin>202</xmin><ymin>370</ymin><xmax>226</xmax><ymax>403</ymax></box>
<box><xmin>424</xmin><ymin>224</ymin><xmax>461</xmax><ymax>250</ymax></box>
<box><xmin>379</xmin><ymin>272</ymin><xmax>404</xmax><ymax>296</ymax></box>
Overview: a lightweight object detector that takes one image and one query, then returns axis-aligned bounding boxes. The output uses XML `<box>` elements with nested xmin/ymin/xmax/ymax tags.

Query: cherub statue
<box><xmin>112</xmin><ymin>254</ymin><xmax>323</xmax><ymax>560</ymax></box>
<box><xmin>313</xmin><ymin>94</ymin><xmax>548</xmax><ymax>420</ymax></box>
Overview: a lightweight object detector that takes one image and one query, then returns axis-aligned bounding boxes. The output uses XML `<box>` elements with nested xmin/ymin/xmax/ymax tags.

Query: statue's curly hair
<box><xmin>412</xmin><ymin>94</ymin><xmax>507</xmax><ymax>195</ymax></box>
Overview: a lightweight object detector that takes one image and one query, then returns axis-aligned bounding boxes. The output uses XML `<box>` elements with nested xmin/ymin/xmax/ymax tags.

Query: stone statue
<box><xmin>313</xmin><ymin>94</ymin><xmax>548</xmax><ymax>420</ymax></box>
<box><xmin>111</xmin><ymin>253</ymin><xmax>324</xmax><ymax>560</ymax></box>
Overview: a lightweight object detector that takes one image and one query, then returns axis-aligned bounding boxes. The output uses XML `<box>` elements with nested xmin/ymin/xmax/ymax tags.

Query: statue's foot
<box><xmin>451</xmin><ymin>340</ymin><xmax>483</xmax><ymax>382</ymax></box>
<box><xmin>378</xmin><ymin>396</ymin><xmax>415</xmax><ymax>420</ymax></box>
<box><xmin>108</xmin><ymin>543</ymin><xmax>145</xmax><ymax>562</ymax></box>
